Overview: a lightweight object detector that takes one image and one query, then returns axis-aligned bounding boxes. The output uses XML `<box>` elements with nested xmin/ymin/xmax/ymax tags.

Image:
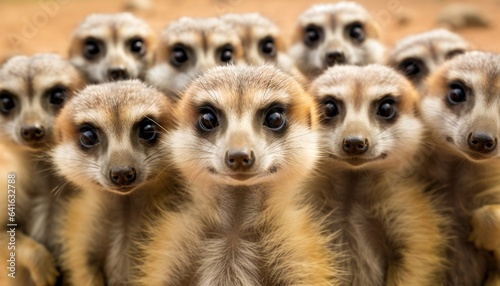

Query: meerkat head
<box><xmin>146</xmin><ymin>17</ymin><xmax>244</xmax><ymax>100</ymax></box>
<box><xmin>51</xmin><ymin>80</ymin><xmax>174</xmax><ymax>195</ymax></box>
<box><xmin>220</xmin><ymin>13</ymin><xmax>295</xmax><ymax>72</ymax></box>
<box><xmin>69</xmin><ymin>13</ymin><xmax>156</xmax><ymax>83</ymax></box>
<box><xmin>388</xmin><ymin>29</ymin><xmax>470</xmax><ymax>93</ymax></box>
<box><xmin>423</xmin><ymin>51</ymin><xmax>500</xmax><ymax>162</ymax></box>
<box><xmin>310</xmin><ymin>64</ymin><xmax>422</xmax><ymax>170</ymax></box>
<box><xmin>169</xmin><ymin>65</ymin><xmax>319</xmax><ymax>189</ymax></box>
<box><xmin>289</xmin><ymin>2</ymin><xmax>385</xmax><ymax>79</ymax></box>
<box><xmin>0</xmin><ymin>54</ymin><xmax>85</xmax><ymax>152</ymax></box>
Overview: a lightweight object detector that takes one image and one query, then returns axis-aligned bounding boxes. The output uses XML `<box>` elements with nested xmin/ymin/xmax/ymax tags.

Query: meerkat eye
<box><xmin>377</xmin><ymin>98</ymin><xmax>397</xmax><ymax>119</ymax></box>
<box><xmin>219</xmin><ymin>45</ymin><xmax>234</xmax><ymax>63</ymax></box>
<box><xmin>48</xmin><ymin>86</ymin><xmax>68</xmax><ymax>107</ymax></box>
<box><xmin>324</xmin><ymin>99</ymin><xmax>339</xmax><ymax>118</ymax></box>
<box><xmin>264</xmin><ymin>106</ymin><xmax>286</xmax><ymax>131</ymax></box>
<box><xmin>304</xmin><ymin>25</ymin><xmax>322</xmax><ymax>47</ymax></box>
<box><xmin>347</xmin><ymin>22</ymin><xmax>365</xmax><ymax>43</ymax></box>
<box><xmin>79</xmin><ymin>126</ymin><xmax>99</xmax><ymax>149</ymax></box>
<box><xmin>399</xmin><ymin>58</ymin><xmax>423</xmax><ymax>77</ymax></box>
<box><xmin>199</xmin><ymin>108</ymin><xmax>219</xmax><ymax>131</ymax></box>
<box><xmin>170</xmin><ymin>45</ymin><xmax>189</xmax><ymax>67</ymax></box>
<box><xmin>138</xmin><ymin>118</ymin><xmax>157</xmax><ymax>143</ymax></box>
<box><xmin>446</xmin><ymin>49</ymin><xmax>465</xmax><ymax>60</ymax></box>
<box><xmin>448</xmin><ymin>82</ymin><xmax>467</xmax><ymax>104</ymax></box>
<box><xmin>0</xmin><ymin>91</ymin><xmax>15</xmax><ymax>114</ymax></box>
<box><xmin>83</xmin><ymin>38</ymin><xmax>102</xmax><ymax>59</ymax></box>
<box><xmin>130</xmin><ymin>37</ymin><xmax>146</xmax><ymax>56</ymax></box>
<box><xmin>260</xmin><ymin>37</ymin><xmax>276</xmax><ymax>57</ymax></box>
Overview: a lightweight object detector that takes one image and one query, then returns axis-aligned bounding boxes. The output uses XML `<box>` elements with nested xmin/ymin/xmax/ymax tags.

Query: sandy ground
<box><xmin>0</xmin><ymin>0</ymin><xmax>500</xmax><ymax>61</ymax></box>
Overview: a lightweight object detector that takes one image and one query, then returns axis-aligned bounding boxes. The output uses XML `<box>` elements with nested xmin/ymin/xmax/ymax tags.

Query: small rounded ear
<box><xmin>364</xmin><ymin>20</ymin><xmax>382</xmax><ymax>40</ymax></box>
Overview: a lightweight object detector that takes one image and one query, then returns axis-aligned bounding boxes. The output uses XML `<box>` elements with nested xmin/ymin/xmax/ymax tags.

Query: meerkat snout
<box><xmin>225</xmin><ymin>148</ymin><xmax>256</xmax><ymax>171</ymax></box>
<box><xmin>342</xmin><ymin>136</ymin><xmax>369</xmax><ymax>155</ymax></box>
<box><xmin>467</xmin><ymin>131</ymin><xmax>497</xmax><ymax>153</ymax></box>
<box><xmin>109</xmin><ymin>165</ymin><xmax>137</xmax><ymax>187</ymax></box>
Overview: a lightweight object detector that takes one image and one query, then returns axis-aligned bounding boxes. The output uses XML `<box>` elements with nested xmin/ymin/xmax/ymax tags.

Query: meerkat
<box><xmin>51</xmin><ymin>80</ymin><xmax>181</xmax><ymax>286</ymax></box>
<box><xmin>387</xmin><ymin>29</ymin><xmax>471</xmax><ymax>93</ymax></box>
<box><xmin>146</xmin><ymin>17</ymin><xmax>244</xmax><ymax>100</ymax></box>
<box><xmin>422</xmin><ymin>51</ymin><xmax>500</xmax><ymax>285</ymax></box>
<box><xmin>308</xmin><ymin>64</ymin><xmax>448</xmax><ymax>286</ymax></box>
<box><xmin>137</xmin><ymin>66</ymin><xmax>339</xmax><ymax>286</ymax></box>
<box><xmin>0</xmin><ymin>54</ymin><xmax>85</xmax><ymax>286</ymax></box>
<box><xmin>220</xmin><ymin>13</ymin><xmax>296</xmax><ymax>73</ymax></box>
<box><xmin>69</xmin><ymin>12</ymin><xmax>157</xmax><ymax>83</ymax></box>
<box><xmin>289</xmin><ymin>2</ymin><xmax>385</xmax><ymax>80</ymax></box>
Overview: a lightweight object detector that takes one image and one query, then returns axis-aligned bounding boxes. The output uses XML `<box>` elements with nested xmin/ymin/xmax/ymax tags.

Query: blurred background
<box><xmin>0</xmin><ymin>0</ymin><xmax>499</xmax><ymax>59</ymax></box>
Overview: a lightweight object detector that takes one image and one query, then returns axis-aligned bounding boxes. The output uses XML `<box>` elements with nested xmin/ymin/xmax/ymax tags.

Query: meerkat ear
<box><xmin>365</xmin><ymin>20</ymin><xmax>382</xmax><ymax>40</ymax></box>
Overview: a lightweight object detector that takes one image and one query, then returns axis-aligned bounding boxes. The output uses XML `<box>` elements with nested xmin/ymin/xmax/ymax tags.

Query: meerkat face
<box><xmin>423</xmin><ymin>52</ymin><xmax>500</xmax><ymax>162</ymax></box>
<box><xmin>69</xmin><ymin>13</ymin><xmax>156</xmax><ymax>83</ymax></box>
<box><xmin>169</xmin><ymin>66</ymin><xmax>319</xmax><ymax>188</ymax></box>
<box><xmin>388</xmin><ymin>29</ymin><xmax>470</xmax><ymax>92</ymax></box>
<box><xmin>221</xmin><ymin>13</ymin><xmax>291</xmax><ymax>69</ymax></box>
<box><xmin>0</xmin><ymin>54</ymin><xmax>84</xmax><ymax>152</ymax></box>
<box><xmin>289</xmin><ymin>2</ymin><xmax>385</xmax><ymax>79</ymax></box>
<box><xmin>310</xmin><ymin>65</ymin><xmax>422</xmax><ymax>169</ymax></box>
<box><xmin>51</xmin><ymin>81</ymin><xmax>173</xmax><ymax>195</ymax></box>
<box><xmin>146</xmin><ymin>17</ymin><xmax>244</xmax><ymax>100</ymax></box>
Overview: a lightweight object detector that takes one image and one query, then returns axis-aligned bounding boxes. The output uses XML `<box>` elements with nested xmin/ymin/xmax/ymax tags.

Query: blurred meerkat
<box><xmin>0</xmin><ymin>54</ymin><xmax>85</xmax><ymax>286</ymax></box>
<box><xmin>137</xmin><ymin>66</ymin><xmax>339</xmax><ymax>286</ymax></box>
<box><xmin>308</xmin><ymin>64</ymin><xmax>447</xmax><ymax>286</ymax></box>
<box><xmin>51</xmin><ymin>80</ymin><xmax>181</xmax><ymax>286</ymax></box>
<box><xmin>289</xmin><ymin>2</ymin><xmax>385</xmax><ymax>80</ymax></box>
<box><xmin>69</xmin><ymin>13</ymin><xmax>157</xmax><ymax>83</ymax></box>
<box><xmin>220</xmin><ymin>13</ymin><xmax>296</xmax><ymax>73</ymax></box>
<box><xmin>146</xmin><ymin>17</ymin><xmax>244</xmax><ymax>100</ymax></box>
<box><xmin>422</xmin><ymin>51</ymin><xmax>500</xmax><ymax>285</ymax></box>
<box><xmin>387</xmin><ymin>29</ymin><xmax>471</xmax><ymax>93</ymax></box>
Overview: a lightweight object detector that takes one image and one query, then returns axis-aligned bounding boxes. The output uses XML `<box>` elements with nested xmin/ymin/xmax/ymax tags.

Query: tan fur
<box><xmin>220</xmin><ymin>13</ymin><xmax>297</xmax><ymax>74</ymax></box>
<box><xmin>146</xmin><ymin>17</ymin><xmax>244</xmax><ymax>100</ymax></box>
<box><xmin>308</xmin><ymin>65</ymin><xmax>448</xmax><ymax>285</ymax></box>
<box><xmin>51</xmin><ymin>80</ymin><xmax>181</xmax><ymax>286</ymax></box>
<box><xmin>137</xmin><ymin>66</ymin><xmax>339</xmax><ymax>286</ymax></box>
<box><xmin>289</xmin><ymin>2</ymin><xmax>385</xmax><ymax>80</ymax></box>
<box><xmin>387</xmin><ymin>29</ymin><xmax>471</xmax><ymax>93</ymax></box>
<box><xmin>69</xmin><ymin>13</ymin><xmax>157</xmax><ymax>83</ymax></box>
<box><xmin>422</xmin><ymin>51</ymin><xmax>500</xmax><ymax>285</ymax></box>
<box><xmin>0</xmin><ymin>54</ymin><xmax>84</xmax><ymax>286</ymax></box>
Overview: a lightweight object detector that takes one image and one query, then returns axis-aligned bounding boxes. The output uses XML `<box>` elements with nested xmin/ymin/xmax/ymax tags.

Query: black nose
<box><xmin>467</xmin><ymin>131</ymin><xmax>497</xmax><ymax>153</ymax></box>
<box><xmin>225</xmin><ymin>149</ymin><xmax>255</xmax><ymax>170</ymax></box>
<box><xmin>20</xmin><ymin>126</ymin><xmax>45</xmax><ymax>142</ymax></box>
<box><xmin>343</xmin><ymin>136</ymin><xmax>369</xmax><ymax>155</ymax></box>
<box><xmin>108</xmin><ymin>68</ymin><xmax>129</xmax><ymax>81</ymax></box>
<box><xmin>325</xmin><ymin>51</ymin><xmax>346</xmax><ymax>67</ymax></box>
<box><xmin>109</xmin><ymin>166</ymin><xmax>136</xmax><ymax>187</ymax></box>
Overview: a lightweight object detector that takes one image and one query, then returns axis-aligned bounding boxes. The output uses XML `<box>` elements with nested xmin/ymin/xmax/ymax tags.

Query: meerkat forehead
<box><xmin>221</xmin><ymin>13</ymin><xmax>281</xmax><ymax>36</ymax></box>
<box><xmin>0</xmin><ymin>54</ymin><xmax>83</xmax><ymax>97</ymax></box>
<box><xmin>428</xmin><ymin>51</ymin><xmax>500</xmax><ymax>99</ymax></box>
<box><xmin>313</xmin><ymin>65</ymin><xmax>419</xmax><ymax>111</ymax></box>
<box><xmin>161</xmin><ymin>17</ymin><xmax>236</xmax><ymax>46</ymax></box>
<box><xmin>390</xmin><ymin>29</ymin><xmax>470</xmax><ymax>62</ymax></box>
<box><xmin>60</xmin><ymin>80</ymin><xmax>169</xmax><ymax>134</ymax></box>
<box><xmin>178</xmin><ymin>66</ymin><xmax>313</xmax><ymax>125</ymax></box>
<box><xmin>72</xmin><ymin>12</ymin><xmax>152</xmax><ymax>40</ymax></box>
<box><xmin>297</xmin><ymin>2</ymin><xmax>373</xmax><ymax>28</ymax></box>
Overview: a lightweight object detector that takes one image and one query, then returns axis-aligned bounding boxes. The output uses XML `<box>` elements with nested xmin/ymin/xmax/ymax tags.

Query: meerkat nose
<box><xmin>108</xmin><ymin>67</ymin><xmax>129</xmax><ymax>81</ymax></box>
<box><xmin>342</xmin><ymin>136</ymin><xmax>369</xmax><ymax>155</ymax></box>
<box><xmin>20</xmin><ymin>125</ymin><xmax>45</xmax><ymax>142</ymax></box>
<box><xmin>325</xmin><ymin>51</ymin><xmax>346</xmax><ymax>67</ymax></box>
<box><xmin>109</xmin><ymin>166</ymin><xmax>137</xmax><ymax>186</ymax></box>
<box><xmin>467</xmin><ymin>131</ymin><xmax>497</xmax><ymax>153</ymax></box>
<box><xmin>225</xmin><ymin>148</ymin><xmax>255</xmax><ymax>170</ymax></box>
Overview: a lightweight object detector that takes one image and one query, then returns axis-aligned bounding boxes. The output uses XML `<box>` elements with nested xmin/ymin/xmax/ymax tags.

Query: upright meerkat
<box><xmin>146</xmin><ymin>17</ymin><xmax>244</xmax><ymax>100</ymax></box>
<box><xmin>137</xmin><ymin>66</ymin><xmax>338</xmax><ymax>286</ymax></box>
<box><xmin>50</xmin><ymin>80</ymin><xmax>181</xmax><ymax>286</ymax></box>
<box><xmin>387</xmin><ymin>29</ymin><xmax>471</xmax><ymax>93</ymax></box>
<box><xmin>289</xmin><ymin>2</ymin><xmax>385</xmax><ymax>80</ymax></box>
<box><xmin>308</xmin><ymin>64</ymin><xmax>447</xmax><ymax>286</ymax></box>
<box><xmin>0</xmin><ymin>54</ymin><xmax>85</xmax><ymax>286</ymax></box>
<box><xmin>220</xmin><ymin>13</ymin><xmax>296</xmax><ymax>73</ymax></box>
<box><xmin>422</xmin><ymin>51</ymin><xmax>500</xmax><ymax>285</ymax></box>
<box><xmin>69</xmin><ymin>13</ymin><xmax>157</xmax><ymax>83</ymax></box>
